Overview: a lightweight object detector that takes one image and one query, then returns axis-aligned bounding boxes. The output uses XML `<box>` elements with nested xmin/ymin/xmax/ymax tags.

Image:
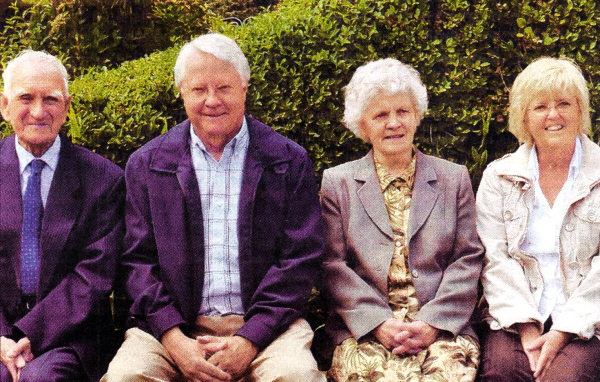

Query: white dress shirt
<box><xmin>520</xmin><ymin>137</ymin><xmax>582</xmax><ymax>323</ymax></box>
<box><xmin>16</xmin><ymin>135</ymin><xmax>61</xmax><ymax>206</ymax></box>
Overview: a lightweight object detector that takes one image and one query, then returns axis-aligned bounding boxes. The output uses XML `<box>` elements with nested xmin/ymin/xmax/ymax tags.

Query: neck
<box><xmin>19</xmin><ymin>140</ymin><xmax>51</xmax><ymax>158</ymax></box>
<box><xmin>535</xmin><ymin>140</ymin><xmax>575</xmax><ymax>172</ymax></box>
<box><xmin>374</xmin><ymin>150</ymin><xmax>413</xmax><ymax>177</ymax></box>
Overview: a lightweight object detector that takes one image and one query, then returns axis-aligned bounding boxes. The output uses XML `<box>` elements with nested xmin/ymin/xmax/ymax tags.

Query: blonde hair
<box><xmin>508</xmin><ymin>57</ymin><xmax>590</xmax><ymax>145</ymax></box>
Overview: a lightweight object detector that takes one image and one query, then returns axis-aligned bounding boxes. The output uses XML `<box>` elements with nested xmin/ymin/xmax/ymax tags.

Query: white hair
<box><xmin>2</xmin><ymin>50</ymin><xmax>69</xmax><ymax>96</ymax></box>
<box><xmin>173</xmin><ymin>33</ymin><xmax>250</xmax><ymax>89</ymax></box>
<box><xmin>344</xmin><ymin>58</ymin><xmax>427</xmax><ymax>139</ymax></box>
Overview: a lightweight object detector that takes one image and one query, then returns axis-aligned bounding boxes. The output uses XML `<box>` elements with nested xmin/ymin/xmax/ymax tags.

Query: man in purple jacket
<box><xmin>0</xmin><ymin>51</ymin><xmax>124</xmax><ymax>382</ymax></box>
<box><xmin>103</xmin><ymin>33</ymin><xmax>325</xmax><ymax>382</ymax></box>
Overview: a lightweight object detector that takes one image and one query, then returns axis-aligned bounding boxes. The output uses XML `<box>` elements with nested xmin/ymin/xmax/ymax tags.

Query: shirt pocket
<box><xmin>569</xmin><ymin>194</ymin><xmax>600</xmax><ymax>263</ymax></box>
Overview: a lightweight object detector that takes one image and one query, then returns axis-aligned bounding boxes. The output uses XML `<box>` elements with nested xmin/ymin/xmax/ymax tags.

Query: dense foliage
<box><xmin>2</xmin><ymin>0</ymin><xmax>600</xmax><ymax>183</ymax></box>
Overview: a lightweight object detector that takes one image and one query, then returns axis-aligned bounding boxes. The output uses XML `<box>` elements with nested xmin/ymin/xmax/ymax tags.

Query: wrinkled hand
<box><xmin>373</xmin><ymin>319</ymin><xmax>439</xmax><ymax>355</ymax></box>
<box><xmin>517</xmin><ymin>322</ymin><xmax>542</xmax><ymax>376</ymax></box>
<box><xmin>527</xmin><ymin>329</ymin><xmax>573</xmax><ymax>381</ymax></box>
<box><xmin>161</xmin><ymin>327</ymin><xmax>231</xmax><ymax>382</ymax></box>
<box><xmin>1</xmin><ymin>336</ymin><xmax>33</xmax><ymax>381</ymax></box>
<box><xmin>205</xmin><ymin>335</ymin><xmax>258</xmax><ymax>380</ymax></box>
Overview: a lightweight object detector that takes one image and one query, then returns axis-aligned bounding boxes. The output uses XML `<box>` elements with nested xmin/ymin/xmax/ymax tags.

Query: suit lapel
<box><xmin>354</xmin><ymin>152</ymin><xmax>394</xmax><ymax>240</ymax></box>
<box><xmin>0</xmin><ymin>137</ymin><xmax>24</xmax><ymax>301</ymax></box>
<box><xmin>409</xmin><ymin>151</ymin><xmax>439</xmax><ymax>240</ymax></box>
<box><xmin>39</xmin><ymin>135</ymin><xmax>82</xmax><ymax>298</ymax></box>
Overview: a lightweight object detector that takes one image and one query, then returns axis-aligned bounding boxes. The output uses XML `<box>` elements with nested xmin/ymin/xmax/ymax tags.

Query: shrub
<box><xmin>3</xmin><ymin>0</ymin><xmax>600</xmax><ymax>187</ymax></box>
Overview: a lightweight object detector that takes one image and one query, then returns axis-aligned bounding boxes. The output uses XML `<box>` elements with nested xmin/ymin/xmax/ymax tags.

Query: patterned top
<box><xmin>374</xmin><ymin>155</ymin><xmax>419</xmax><ymax>322</ymax></box>
<box><xmin>190</xmin><ymin>120</ymin><xmax>249</xmax><ymax>316</ymax></box>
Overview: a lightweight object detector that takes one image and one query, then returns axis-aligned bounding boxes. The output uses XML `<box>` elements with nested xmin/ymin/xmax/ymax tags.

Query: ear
<box><xmin>0</xmin><ymin>92</ymin><xmax>9</xmax><ymax>121</ymax></box>
<box><xmin>63</xmin><ymin>94</ymin><xmax>72</xmax><ymax>112</ymax></box>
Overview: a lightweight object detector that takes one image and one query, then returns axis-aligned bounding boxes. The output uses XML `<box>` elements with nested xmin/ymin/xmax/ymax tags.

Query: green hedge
<box><xmin>2</xmin><ymin>0</ymin><xmax>600</xmax><ymax>186</ymax></box>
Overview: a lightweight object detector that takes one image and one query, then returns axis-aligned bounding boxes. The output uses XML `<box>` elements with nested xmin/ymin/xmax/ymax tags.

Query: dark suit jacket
<box><xmin>0</xmin><ymin>134</ymin><xmax>125</xmax><ymax>381</ymax></box>
<box><xmin>122</xmin><ymin>116</ymin><xmax>323</xmax><ymax>350</ymax></box>
<box><xmin>320</xmin><ymin>150</ymin><xmax>484</xmax><ymax>345</ymax></box>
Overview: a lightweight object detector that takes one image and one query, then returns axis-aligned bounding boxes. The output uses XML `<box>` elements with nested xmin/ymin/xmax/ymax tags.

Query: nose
<box><xmin>387</xmin><ymin>114</ymin><xmax>402</xmax><ymax>129</ymax></box>
<box><xmin>204</xmin><ymin>89</ymin><xmax>221</xmax><ymax>107</ymax></box>
<box><xmin>547</xmin><ymin>106</ymin><xmax>560</xmax><ymax>119</ymax></box>
<box><xmin>29</xmin><ymin>99</ymin><xmax>45</xmax><ymax>118</ymax></box>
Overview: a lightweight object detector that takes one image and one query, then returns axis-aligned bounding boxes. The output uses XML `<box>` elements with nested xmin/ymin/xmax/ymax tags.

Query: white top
<box><xmin>520</xmin><ymin>137</ymin><xmax>582</xmax><ymax>323</ymax></box>
<box><xmin>16</xmin><ymin>135</ymin><xmax>61</xmax><ymax>207</ymax></box>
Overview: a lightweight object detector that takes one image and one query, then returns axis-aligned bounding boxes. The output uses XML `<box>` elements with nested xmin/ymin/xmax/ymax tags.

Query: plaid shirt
<box><xmin>190</xmin><ymin>119</ymin><xmax>249</xmax><ymax>316</ymax></box>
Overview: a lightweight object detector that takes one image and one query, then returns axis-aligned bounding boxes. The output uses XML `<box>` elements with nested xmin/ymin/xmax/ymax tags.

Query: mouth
<box><xmin>545</xmin><ymin>124</ymin><xmax>564</xmax><ymax>132</ymax></box>
<box><xmin>383</xmin><ymin>133</ymin><xmax>406</xmax><ymax>140</ymax></box>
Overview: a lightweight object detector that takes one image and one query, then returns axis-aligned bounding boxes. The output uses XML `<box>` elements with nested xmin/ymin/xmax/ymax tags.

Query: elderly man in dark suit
<box><xmin>0</xmin><ymin>51</ymin><xmax>125</xmax><ymax>382</ymax></box>
<box><xmin>102</xmin><ymin>33</ymin><xmax>325</xmax><ymax>382</ymax></box>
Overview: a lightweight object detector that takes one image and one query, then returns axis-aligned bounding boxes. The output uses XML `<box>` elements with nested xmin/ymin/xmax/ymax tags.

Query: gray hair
<box><xmin>344</xmin><ymin>58</ymin><xmax>428</xmax><ymax>139</ymax></box>
<box><xmin>508</xmin><ymin>56</ymin><xmax>590</xmax><ymax>145</ymax></box>
<box><xmin>2</xmin><ymin>50</ymin><xmax>69</xmax><ymax>96</ymax></box>
<box><xmin>174</xmin><ymin>33</ymin><xmax>251</xmax><ymax>89</ymax></box>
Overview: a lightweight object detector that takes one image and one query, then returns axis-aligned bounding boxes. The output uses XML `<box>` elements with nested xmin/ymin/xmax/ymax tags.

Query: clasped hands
<box><xmin>0</xmin><ymin>336</ymin><xmax>33</xmax><ymax>381</ymax></box>
<box><xmin>517</xmin><ymin>323</ymin><xmax>574</xmax><ymax>382</ymax></box>
<box><xmin>162</xmin><ymin>327</ymin><xmax>258</xmax><ymax>382</ymax></box>
<box><xmin>373</xmin><ymin>319</ymin><xmax>439</xmax><ymax>355</ymax></box>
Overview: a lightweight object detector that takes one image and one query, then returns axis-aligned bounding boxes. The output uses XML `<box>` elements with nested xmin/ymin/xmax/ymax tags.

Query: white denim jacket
<box><xmin>477</xmin><ymin>134</ymin><xmax>600</xmax><ymax>339</ymax></box>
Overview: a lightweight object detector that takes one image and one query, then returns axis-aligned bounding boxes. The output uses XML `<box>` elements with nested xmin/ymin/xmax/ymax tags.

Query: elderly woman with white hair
<box><xmin>320</xmin><ymin>58</ymin><xmax>484</xmax><ymax>382</ymax></box>
<box><xmin>477</xmin><ymin>57</ymin><xmax>600</xmax><ymax>382</ymax></box>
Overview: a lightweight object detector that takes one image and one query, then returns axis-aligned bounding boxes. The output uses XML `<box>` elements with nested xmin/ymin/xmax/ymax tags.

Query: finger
<box><xmin>392</xmin><ymin>331</ymin><xmax>411</xmax><ymax>345</ymax></box>
<box><xmin>7</xmin><ymin>363</ymin><xmax>19</xmax><ymax>382</ymax></box>
<box><xmin>524</xmin><ymin>350</ymin><xmax>537</xmax><ymax>373</ymax></box>
<box><xmin>15</xmin><ymin>354</ymin><xmax>27</xmax><ymax>369</ymax></box>
<box><xmin>533</xmin><ymin>348</ymin><xmax>556</xmax><ymax>379</ymax></box>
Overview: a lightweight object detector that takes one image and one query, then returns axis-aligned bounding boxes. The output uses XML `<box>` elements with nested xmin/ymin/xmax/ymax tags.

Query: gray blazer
<box><xmin>320</xmin><ymin>150</ymin><xmax>484</xmax><ymax>345</ymax></box>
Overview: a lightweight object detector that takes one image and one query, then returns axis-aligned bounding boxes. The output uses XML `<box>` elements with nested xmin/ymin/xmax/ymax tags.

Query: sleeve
<box><xmin>414</xmin><ymin>166</ymin><xmax>484</xmax><ymax>336</ymax></box>
<box><xmin>15</xmin><ymin>172</ymin><xmax>126</xmax><ymax>354</ymax></box>
<box><xmin>120</xmin><ymin>152</ymin><xmax>186</xmax><ymax>340</ymax></box>
<box><xmin>320</xmin><ymin>169</ymin><xmax>394</xmax><ymax>340</ymax></box>
<box><xmin>236</xmin><ymin>151</ymin><xmax>325</xmax><ymax>350</ymax></box>
<box><xmin>476</xmin><ymin>165</ymin><xmax>543</xmax><ymax>331</ymax></box>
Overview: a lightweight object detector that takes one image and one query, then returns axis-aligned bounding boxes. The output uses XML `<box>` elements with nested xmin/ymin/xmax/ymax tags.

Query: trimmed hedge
<box><xmin>2</xmin><ymin>0</ymin><xmax>600</xmax><ymax>186</ymax></box>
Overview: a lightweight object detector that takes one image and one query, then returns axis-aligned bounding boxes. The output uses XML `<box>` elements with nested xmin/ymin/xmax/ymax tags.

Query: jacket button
<box><xmin>411</xmin><ymin>270</ymin><xmax>419</xmax><ymax>278</ymax></box>
<box><xmin>565</xmin><ymin>223</ymin><xmax>575</xmax><ymax>232</ymax></box>
<box><xmin>503</xmin><ymin>210</ymin><xmax>513</xmax><ymax>220</ymax></box>
<box><xmin>588</xmin><ymin>212</ymin><xmax>596</xmax><ymax>220</ymax></box>
<box><xmin>395</xmin><ymin>240</ymin><xmax>402</xmax><ymax>247</ymax></box>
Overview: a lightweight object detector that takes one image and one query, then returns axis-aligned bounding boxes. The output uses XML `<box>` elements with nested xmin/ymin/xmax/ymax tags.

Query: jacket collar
<box><xmin>352</xmin><ymin>149</ymin><xmax>439</xmax><ymax>240</ymax></box>
<box><xmin>495</xmin><ymin>135</ymin><xmax>600</xmax><ymax>191</ymax></box>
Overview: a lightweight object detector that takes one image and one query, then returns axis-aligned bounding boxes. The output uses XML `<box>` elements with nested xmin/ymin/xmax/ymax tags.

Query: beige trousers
<box><xmin>101</xmin><ymin>317</ymin><xmax>325</xmax><ymax>382</ymax></box>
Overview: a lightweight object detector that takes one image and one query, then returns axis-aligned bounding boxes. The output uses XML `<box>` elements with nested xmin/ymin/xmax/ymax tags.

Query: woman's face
<box><xmin>524</xmin><ymin>91</ymin><xmax>581</xmax><ymax>149</ymax></box>
<box><xmin>359</xmin><ymin>91</ymin><xmax>419</xmax><ymax>161</ymax></box>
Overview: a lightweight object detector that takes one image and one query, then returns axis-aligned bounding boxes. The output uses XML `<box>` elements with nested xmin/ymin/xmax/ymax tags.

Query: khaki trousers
<box><xmin>101</xmin><ymin>317</ymin><xmax>325</xmax><ymax>382</ymax></box>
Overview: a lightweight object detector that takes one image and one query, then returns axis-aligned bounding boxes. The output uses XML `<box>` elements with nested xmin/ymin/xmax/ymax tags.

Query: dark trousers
<box><xmin>0</xmin><ymin>346</ymin><xmax>87</xmax><ymax>382</ymax></box>
<box><xmin>479</xmin><ymin>329</ymin><xmax>600</xmax><ymax>382</ymax></box>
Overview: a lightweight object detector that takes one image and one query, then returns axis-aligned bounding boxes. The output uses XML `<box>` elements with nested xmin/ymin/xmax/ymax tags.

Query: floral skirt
<box><xmin>328</xmin><ymin>334</ymin><xmax>479</xmax><ymax>382</ymax></box>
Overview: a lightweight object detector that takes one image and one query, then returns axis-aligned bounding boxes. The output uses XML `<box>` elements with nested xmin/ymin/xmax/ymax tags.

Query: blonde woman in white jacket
<box><xmin>477</xmin><ymin>57</ymin><xmax>600</xmax><ymax>382</ymax></box>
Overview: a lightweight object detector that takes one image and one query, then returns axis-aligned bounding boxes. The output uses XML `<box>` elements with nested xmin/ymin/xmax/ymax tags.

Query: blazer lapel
<box><xmin>354</xmin><ymin>152</ymin><xmax>394</xmax><ymax>240</ymax></box>
<box><xmin>0</xmin><ymin>137</ymin><xmax>24</xmax><ymax>303</ymax></box>
<box><xmin>39</xmin><ymin>136</ymin><xmax>82</xmax><ymax>298</ymax></box>
<box><xmin>409</xmin><ymin>151</ymin><xmax>439</xmax><ymax>240</ymax></box>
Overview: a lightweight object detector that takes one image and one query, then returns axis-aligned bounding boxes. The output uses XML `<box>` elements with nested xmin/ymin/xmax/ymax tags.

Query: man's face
<box><xmin>179</xmin><ymin>51</ymin><xmax>247</xmax><ymax>148</ymax></box>
<box><xmin>0</xmin><ymin>60</ymin><xmax>71</xmax><ymax>156</ymax></box>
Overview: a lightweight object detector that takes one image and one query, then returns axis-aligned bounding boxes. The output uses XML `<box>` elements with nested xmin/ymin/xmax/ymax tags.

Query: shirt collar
<box><xmin>15</xmin><ymin>134</ymin><xmax>61</xmax><ymax>174</ymax></box>
<box><xmin>374</xmin><ymin>149</ymin><xmax>417</xmax><ymax>191</ymax></box>
<box><xmin>190</xmin><ymin>118</ymin><xmax>249</xmax><ymax>157</ymax></box>
<box><xmin>528</xmin><ymin>136</ymin><xmax>582</xmax><ymax>182</ymax></box>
